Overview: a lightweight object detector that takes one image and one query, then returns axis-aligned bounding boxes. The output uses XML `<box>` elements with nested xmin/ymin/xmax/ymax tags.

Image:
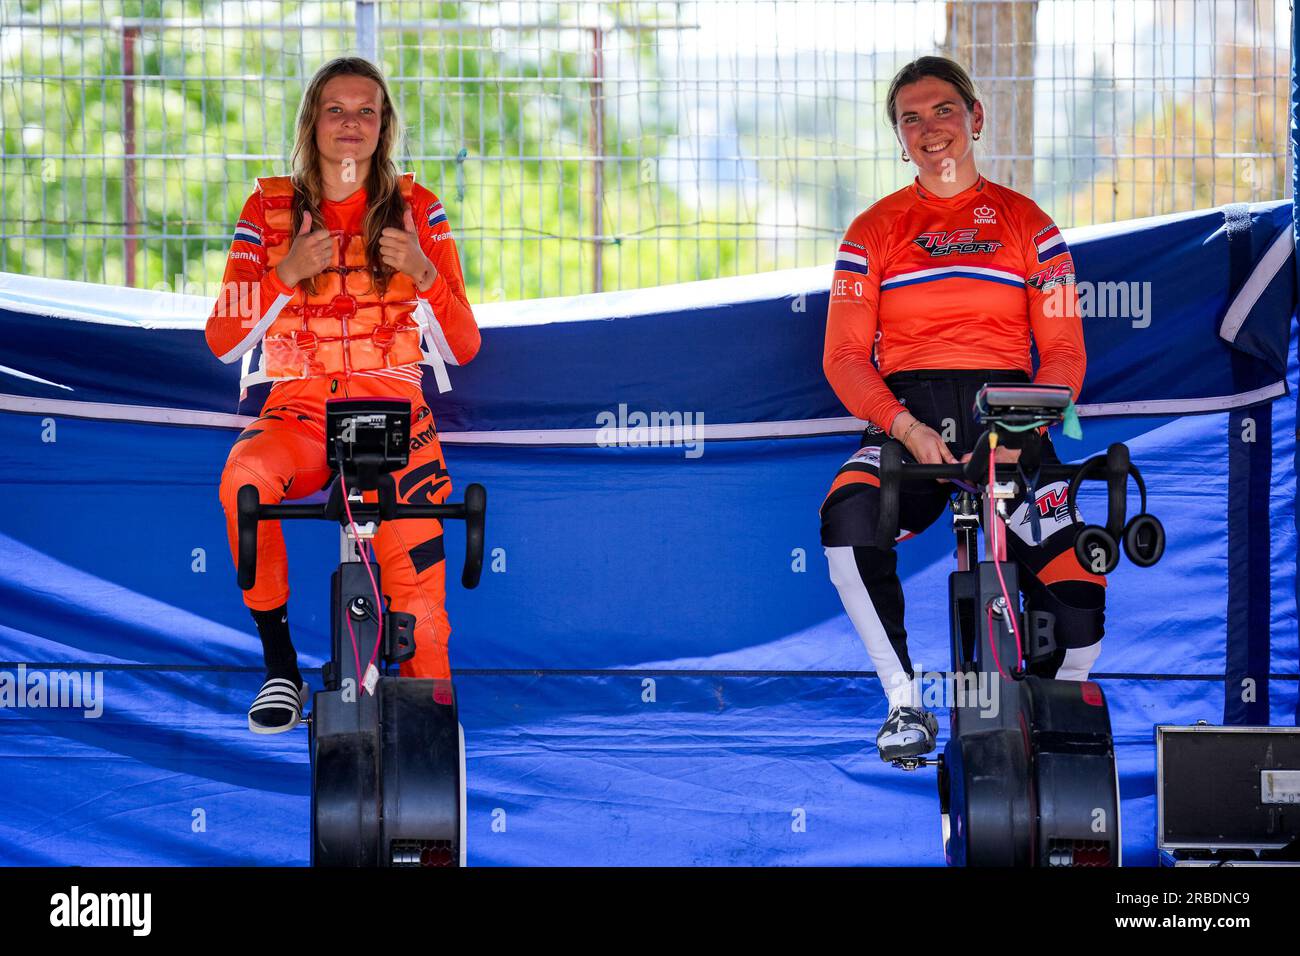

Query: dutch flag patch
<box><xmin>232</xmin><ymin>219</ymin><xmax>263</xmax><ymax>247</ymax></box>
<box><xmin>426</xmin><ymin>201</ymin><xmax>448</xmax><ymax>228</ymax></box>
<box><xmin>1034</xmin><ymin>224</ymin><xmax>1067</xmax><ymax>262</ymax></box>
<box><xmin>834</xmin><ymin>240</ymin><xmax>869</xmax><ymax>276</ymax></box>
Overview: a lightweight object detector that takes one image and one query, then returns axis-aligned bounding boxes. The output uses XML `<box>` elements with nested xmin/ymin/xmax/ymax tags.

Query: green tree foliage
<box><xmin>0</xmin><ymin>0</ymin><xmax>754</xmax><ymax>300</ymax></box>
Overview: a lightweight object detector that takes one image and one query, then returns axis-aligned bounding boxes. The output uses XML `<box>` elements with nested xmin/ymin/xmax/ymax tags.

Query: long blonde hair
<box><xmin>288</xmin><ymin>56</ymin><xmax>408</xmax><ymax>296</ymax></box>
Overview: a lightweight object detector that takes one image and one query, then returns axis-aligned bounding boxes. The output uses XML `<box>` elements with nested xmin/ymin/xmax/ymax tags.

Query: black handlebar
<box><xmin>876</xmin><ymin>437</ymin><xmax>1138</xmax><ymax>546</ymax></box>
<box><xmin>460</xmin><ymin>483</ymin><xmax>487</xmax><ymax>589</ymax></box>
<box><xmin>236</xmin><ymin>479</ymin><xmax>487</xmax><ymax>592</ymax></box>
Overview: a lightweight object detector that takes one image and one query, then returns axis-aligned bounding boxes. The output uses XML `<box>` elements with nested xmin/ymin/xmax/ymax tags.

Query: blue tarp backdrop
<box><xmin>0</xmin><ymin>198</ymin><xmax>1296</xmax><ymax>865</ymax></box>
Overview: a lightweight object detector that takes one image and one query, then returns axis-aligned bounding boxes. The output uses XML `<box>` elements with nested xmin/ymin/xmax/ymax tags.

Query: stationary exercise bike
<box><xmin>876</xmin><ymin>383</ymin><xmax>1165</xmax><ymax>866</ymax></box>
<box><xmin>235</xmin><ymin>398</ymin><xmax>485</xmax><ymax>867</ymax></box>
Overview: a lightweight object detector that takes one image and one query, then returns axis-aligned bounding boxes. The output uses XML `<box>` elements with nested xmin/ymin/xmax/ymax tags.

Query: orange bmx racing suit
<box><xmin>205</xmin><ymin>172</ymin><xmax>481</xmax><ymax>679</ymax></box>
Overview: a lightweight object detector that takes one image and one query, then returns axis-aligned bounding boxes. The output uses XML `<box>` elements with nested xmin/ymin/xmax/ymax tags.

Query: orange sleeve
<box><xmin>204</xmin><ymin>188</ymin><xmax>298</xmax><ymax>364</ymax></box>
<box><xmin>412</xmin><ymin>186</ymin><xmax>481</xmax><ymax>366</ymax></box>
<box><xmin>1021</xmin><ymin>203</ymin><xmax>1086</xmax><ymax>401</ymax></box>
<box><xmin>823</xmin><ymin>211</ymin><xmax>907</xmax><ymax>435</ymax></box>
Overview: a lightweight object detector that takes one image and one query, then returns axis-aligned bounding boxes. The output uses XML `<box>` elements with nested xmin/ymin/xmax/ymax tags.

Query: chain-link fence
<box><xmin>0</xmin><ymin>0</ymin><xmax>1291</xmax><ymax>301</ymax></box>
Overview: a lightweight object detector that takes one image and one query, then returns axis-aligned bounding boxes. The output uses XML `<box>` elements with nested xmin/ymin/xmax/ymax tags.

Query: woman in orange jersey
<box><xmin>820</xmin><ymin>56</ymin><xmax>1104</xmax><ymax>762</ymax></box>
<box><xmin>205</xmin><ymin>57</ymin><xmax>481</xmax><ymax>733</ymax></box>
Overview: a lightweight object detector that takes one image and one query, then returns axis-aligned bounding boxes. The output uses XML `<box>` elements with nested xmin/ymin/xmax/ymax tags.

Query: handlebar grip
<box><xmin>1105</xmin><ymin>443</ymin><xmax>1130</xmax><ymax>539</ymax></box>
<box><xmin>876</xmin><ymin>440</ymin><xmax>904</xmax><ymax>545</ymax></box>
<box><xmin>461</xmin><ymin>483</ymin><xmax>486</xmax><ymax>590</ymax></box>
<box><xmin>236</xmin><ymin>484</ymin><xmax>261</xmax><ymax>591</ymax></box>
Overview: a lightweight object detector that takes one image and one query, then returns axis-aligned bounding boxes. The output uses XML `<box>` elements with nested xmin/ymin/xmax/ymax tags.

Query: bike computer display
<box><xmin>325</xmin><ymin>398</ymin><xmax>412</xmax><ymax>476</ymax></box>
<box><xmin>973</xmin><ymin>383</ymin><xmax>1071</xmax><ymax>429</ymax></box>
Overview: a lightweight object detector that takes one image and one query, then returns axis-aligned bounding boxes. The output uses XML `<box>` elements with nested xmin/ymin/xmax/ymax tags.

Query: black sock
<box><xmin>251</xmin><ymin>603</ymin><xmax>301</xmax><ymax>686</ymax></box>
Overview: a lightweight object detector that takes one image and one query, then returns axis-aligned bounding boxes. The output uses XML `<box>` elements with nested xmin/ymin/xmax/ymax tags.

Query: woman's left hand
<box><xmin>380</xmin><ymin>209</ymin><xmax>438</xmax><ymax>290</ymax></box>
<box><xmin>960</xmin><ymin>446</ymin><xmax>1023</xmax><ymax>465</ymax></box>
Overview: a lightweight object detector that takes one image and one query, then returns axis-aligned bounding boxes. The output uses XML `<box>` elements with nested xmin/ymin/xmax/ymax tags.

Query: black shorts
<box><xmin>820</xmin><ymin>367</ymin><xmax>1049</xmax><ymax>548</ymax></box>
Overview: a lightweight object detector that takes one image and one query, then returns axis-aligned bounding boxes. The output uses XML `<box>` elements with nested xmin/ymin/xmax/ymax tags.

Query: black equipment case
<box><xmin>1156</xmin><ymin>723</ymin><xmax>1300</xmax><ymax>866</ymax></box>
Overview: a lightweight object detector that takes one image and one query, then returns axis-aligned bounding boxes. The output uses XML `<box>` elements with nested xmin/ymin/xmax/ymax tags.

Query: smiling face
<box><xmin>315</xmin><ymin>74</ymin><xmax>384</xmax><ymax>172</ymax></box>
<box><xmin>892</xmin><ymin>75</ymin><xmax>983</xmax><ymax>179</ymax></box>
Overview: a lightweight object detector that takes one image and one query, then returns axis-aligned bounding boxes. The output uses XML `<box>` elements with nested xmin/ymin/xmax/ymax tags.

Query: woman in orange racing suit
<box><xmin>205</xmin><ymin>57</ymin><xmax>481</xmax><ymax>734</ymax></box>
<box><xmin>820</xmin><ymin>56</ymin><xmax>1105</xmax><ymax>762</ymax></box>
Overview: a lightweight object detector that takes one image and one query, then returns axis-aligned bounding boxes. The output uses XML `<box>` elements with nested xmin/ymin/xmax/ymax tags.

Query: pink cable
<box><xmin>338</xmin><ymin>468</ymin><xmax>387</xmax><ymax>694</ymax></box>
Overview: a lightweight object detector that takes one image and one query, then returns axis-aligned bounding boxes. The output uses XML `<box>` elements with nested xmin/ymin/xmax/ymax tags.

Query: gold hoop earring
<box><xmin>972</xmin><ymin>131</ymin><xmax>981</xmax><ymax>140</ymax></box>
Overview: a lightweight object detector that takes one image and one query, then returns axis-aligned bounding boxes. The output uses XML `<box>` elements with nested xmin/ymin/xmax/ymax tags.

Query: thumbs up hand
<box><xmin>381</xmin><ymin>207</ymin><xmax>438</xmax><ymax>291</ymax></box>
<box><xmin>277</xmin><ymin>209</ymin><xmax>336</xmax><ymax>288</ymax></box>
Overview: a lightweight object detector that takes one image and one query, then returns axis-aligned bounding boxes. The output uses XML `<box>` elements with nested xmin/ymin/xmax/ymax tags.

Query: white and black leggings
<box><xmin>820</xmin><ymin>370</ymin><xmax>1107</xmax><ymax>709</ymax></box>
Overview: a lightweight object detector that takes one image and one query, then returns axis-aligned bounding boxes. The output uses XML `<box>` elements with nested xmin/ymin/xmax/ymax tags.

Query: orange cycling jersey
<box><xmin>823</xmin><ymin>175</ymin><xmax>1085</xmax><ymax>436</ymax></box>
